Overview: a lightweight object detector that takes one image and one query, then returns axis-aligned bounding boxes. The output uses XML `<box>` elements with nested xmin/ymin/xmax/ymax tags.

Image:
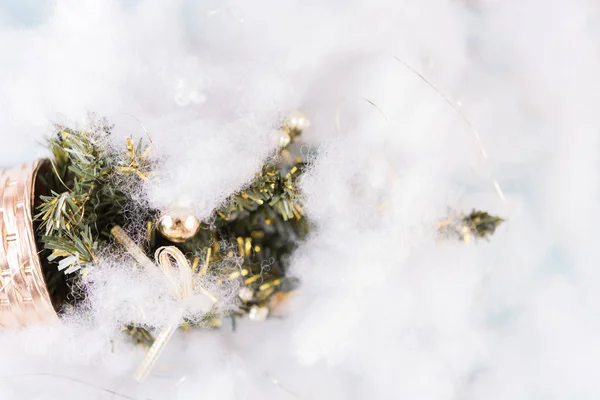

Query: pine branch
<box><xmin>438</xmin><ymin>209</ymin><xmax>504</xmax><ymax>243</ymax></box>
<box><xmin>36</xmin><ymin>117</ymin><xmax>151</xmax><ymax>276</ymax></box>
<box><xmin>35</xmin><ymin>114</ymin><xmax>504</xmax><ymax>331</ymax></box>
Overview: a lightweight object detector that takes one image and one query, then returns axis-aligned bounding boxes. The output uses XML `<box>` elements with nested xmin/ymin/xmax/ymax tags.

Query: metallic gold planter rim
<box><xmin>0</xmin><ymin>160</ymin><xmax>58</xmax><ymax>328</ymax></box>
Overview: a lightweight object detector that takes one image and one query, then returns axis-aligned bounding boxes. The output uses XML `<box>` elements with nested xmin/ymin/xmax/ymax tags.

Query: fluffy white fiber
<box><xmin>1</xmin><ymin>0</ymin><xmax>600</xmax><ymax>398</ymax></box>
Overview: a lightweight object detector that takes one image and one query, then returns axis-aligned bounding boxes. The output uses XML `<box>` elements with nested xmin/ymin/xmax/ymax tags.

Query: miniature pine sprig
<box><xmin>438</xmin><ymin>209</ymin><xmax>504</xmax><ymax>243</ymax></box>
<box><xmin>216</xmin><ymin>160</ymin><xmax>305</xmax><ymax>223</ymax></box>
<box><xmin>36</xmin><ymin>118</ymin><xmax>152</xmax><ymax>275</ymax></box>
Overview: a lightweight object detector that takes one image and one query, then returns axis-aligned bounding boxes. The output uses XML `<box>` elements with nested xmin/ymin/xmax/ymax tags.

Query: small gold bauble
<box><xmin>157</xmin><ymin>209</ymin><xmax>201</xmax><ymax>243</ymax></box>
<box><xmin>278</xmin><ymin>131</ymin><xmax>292</xmax><ymax>148</ymax></box>
<box><xmin>238</xmin><ymin>286</ymin><xmax>254</xmax><ymax>303</ymax></box>
<box><xmin>248</xmin><ymin>305</ymin><xmax>269</xmax><ymax>322</ymax></box>
<box><xmin>282</xmin><ymin>111</ymin><xmax>309</xmax><ymax>139</ymax></box>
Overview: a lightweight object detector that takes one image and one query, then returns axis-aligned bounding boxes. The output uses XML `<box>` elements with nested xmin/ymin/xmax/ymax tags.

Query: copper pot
<box><xmin>0</xmin><ymin>161</ymin><xmax>57</xmax><ymax>327</ymax></box>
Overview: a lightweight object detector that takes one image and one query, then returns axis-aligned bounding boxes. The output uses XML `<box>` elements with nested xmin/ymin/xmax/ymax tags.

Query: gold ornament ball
<box><xmin>283</xmin><ymin>111</ymin><xmax>309</xmax><ymax>138</ymax></box>
<box><xmin>277</xmin><ymin>131</ymin><xmax>292</xmax><ymax>148</ymax></box>
<box><xmin>238</xmin><ymin>286</ymin><xmax>255</xmax><ymax>303</ymax></box>
<box><xmin>248</xmin><ymin>305</ymin><xmax>269</xmax><ymax>322</ymax></box>
<box><xmin>157</xmin><ymin>209</ymin><xmax>201</xmax><ymax>242</ymax></box>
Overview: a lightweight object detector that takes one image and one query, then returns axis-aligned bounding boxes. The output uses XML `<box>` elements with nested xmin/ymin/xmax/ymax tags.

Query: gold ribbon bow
<box><xmin>111</xmin><ymin>226</ymin><xmax>216</xmax><ymax>382</ymax></box>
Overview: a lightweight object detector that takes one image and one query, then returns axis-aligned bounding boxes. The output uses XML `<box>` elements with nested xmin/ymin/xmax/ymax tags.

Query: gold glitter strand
<box><xmin>197</xmin><ymin>248</ymin><xmax>211</xmax><ymax>276</ymax></box>
<box><xmin>110</xmin><ymin>226</ymin><xmax>155</xmax><ymax>269</ymax></box>
<box><xmin>133</xmin><ymin>323</ymin><xmax>178</xmax><ymax>382</ymax></box>
<box><xmin>191</xmin><ymin>257</ymin><xmax>199</xmax><ymax>273</ymax></box>
<box><xmin>393</xmin><ymin>57</ymin><xmax>506</xmax><ymax>202</ymax></box>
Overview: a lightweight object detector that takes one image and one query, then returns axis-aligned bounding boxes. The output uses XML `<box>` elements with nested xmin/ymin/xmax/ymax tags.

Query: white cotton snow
<box><xmin>1</xmin><ymin>0</ymin><xmax>600</xmax><ymax>399</ymax></box>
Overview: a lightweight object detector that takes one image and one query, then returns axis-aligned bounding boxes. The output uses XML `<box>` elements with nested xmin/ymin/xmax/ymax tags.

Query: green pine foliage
<box><xmin>148</xmin><ymin>150</ymin><xmax>310</xmax><ymax>321</ymax></box>
<box><xmin>34</xmin><ymin>116</ymin><xmax>503</xmax><ymax>345</ymax></box>
<box><xmin>438</xmin><ymin>209</ymin><xmax>504</xmax><ymax>242</ymax></box>
<box><xmin>36</xmin><ymin>118</ymin><xmax>151</xmax><ymax>276</ymax></box>
<box><xmin>462</xmin><ymin>210</ymin><xmax>504</xmax><ymax>239</ymax></box>
<box><xmin>35</xmin><ymin>118</ymin><xmax>310</xmax><ymax>334</ymax></box>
